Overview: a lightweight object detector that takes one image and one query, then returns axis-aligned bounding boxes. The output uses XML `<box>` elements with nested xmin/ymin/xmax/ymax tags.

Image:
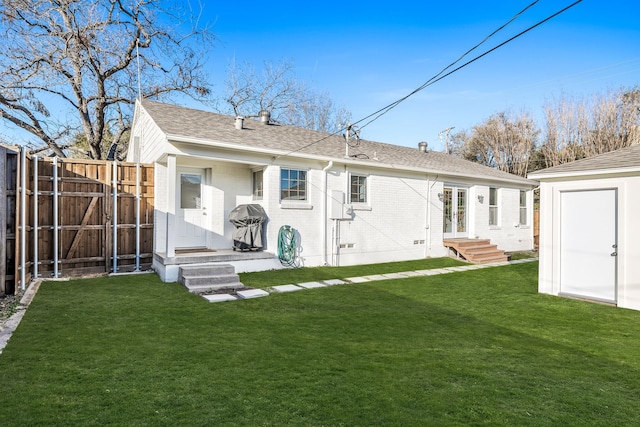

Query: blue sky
<box><xmin>201</xmin><ymin>0</ymin><xmax>640</xmax><ymax>151</ymax></box>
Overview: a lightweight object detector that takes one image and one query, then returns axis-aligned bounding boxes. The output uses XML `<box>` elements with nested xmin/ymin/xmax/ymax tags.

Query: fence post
<box><xmin>135</xmin><ymin>162</ymin><xmax>141</xmax><ymax>271</ymax></box>
<box><xmin>53</xmin><ymin>157</ymin><xmax>59</xmax><ymax>278</ymax></box>
<box><xmin>33</xmin><ymin>156</ymin><xmax>38</xmax><ymax>279</ymax></box>
<box><xmin>112</xmin><ymin>161</ymin><xmax>118</xmax><ymax>273</ymax></box>
<box><xmin>19</xmin><ymin>146</ymin><xmax>26</xmax><ymax>290</ymax></box>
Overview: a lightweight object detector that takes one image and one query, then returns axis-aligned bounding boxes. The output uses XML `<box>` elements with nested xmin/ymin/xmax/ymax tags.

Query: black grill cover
<box><xmin>228</xmin><ymin>204</ymin><xmax>267</xmax><ymax>249</ymax></box>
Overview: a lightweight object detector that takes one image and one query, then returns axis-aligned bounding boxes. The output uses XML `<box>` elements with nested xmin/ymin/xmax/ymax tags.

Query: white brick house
<box><xmin>128</xmin><ymin>100</ymin><xmax>537</xmax><ymax>281</ymax></box>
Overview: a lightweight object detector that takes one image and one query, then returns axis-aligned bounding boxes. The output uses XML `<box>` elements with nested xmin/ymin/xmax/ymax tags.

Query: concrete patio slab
<box><xmin>298</xmin><ymin>281</ymin><xmax>326</xmax><ymax>289</ymax></box>
<box><xmin>203</xmin><ymin>294</ymin><xmax>237</xmax><ymax>303</ymax></box>
<box><xmin>414</xmin><ymin>269</ymin><xmax>449</xmax><ymax>275</ymax></box>
<box><xmin>323</xmin><ymin>279</ymin><xmax>347</xmax><ymax>285</ymax></box>
<box><xmin>345</xmin><ymin>276</ymin><xmax>370</xmax><ymax>283</ymax></box>
<box><xmin>362</xmin><ymin>274</ymin><xmax>391</xmax><ymax>282</ymax></box>
<box><xmin>381</xmin><ymin>273</ymin><xmax>409</xmax><ymax>279</ymax></box>
<box><xmin>237</xmin><ymin>289</ymin><xmax>270</xmax><ymax>299</ymax></box>
<box><xmin>395</xmin><ymin>271</ymin><xmax>423</xmax><ymax>277</ymax></box>
<box><xmin>271</xmin><ymin>284</ymin><xmax>304</xmax><ymax>293</ymax></box>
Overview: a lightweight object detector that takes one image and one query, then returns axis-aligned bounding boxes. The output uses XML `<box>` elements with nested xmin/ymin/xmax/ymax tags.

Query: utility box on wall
<box><xmin>329</xmin><ymin>190</ymin><xmax>349</xmax><ymax>220</ymax></box>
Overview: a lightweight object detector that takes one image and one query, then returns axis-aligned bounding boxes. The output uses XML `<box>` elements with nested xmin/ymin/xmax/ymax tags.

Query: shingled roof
<box><xmin>141</xmin><ymin>99</ymin><xmax>535</xmax><ymax>186</ymax></box>
<box><xmin>529</xmin><ymin>144</ymin><xmax>640</xmax><ymax>179</ymax></box>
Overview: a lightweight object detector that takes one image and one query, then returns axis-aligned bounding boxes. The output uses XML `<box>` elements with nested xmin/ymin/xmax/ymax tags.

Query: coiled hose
<box><xmin>277</xmin><ymin>225</ymin><xmax>298</xmax><ymax>267</ymax></box>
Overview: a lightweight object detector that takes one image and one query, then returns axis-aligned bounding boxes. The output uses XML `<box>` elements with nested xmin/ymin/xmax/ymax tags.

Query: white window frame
<box><xmin>349</xmin><ymin>174</ymin><xmax>368</xmax><ymax>204</ymax></box>
<box><xmin>519</xmin><ymin>190</ymin><xmax>528</xmax><ymax>226</ymax></box>
<box><xmin>489</xmin><ymin>187</ymin><xmax>499</xmax><ymax>226</ymax></box>
<box><xmin>280</xmin><ymin>168</ymin><xmax>308</xmax><ymax>202</ymax></box>
<box><xmin>252</xmin><ymin>169</ymin><xmax>264</xmax><ymax>200</ymax></box>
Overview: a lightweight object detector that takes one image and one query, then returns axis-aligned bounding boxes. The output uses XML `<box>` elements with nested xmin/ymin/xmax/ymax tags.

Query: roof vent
<box><xmin>418</xmin><ymin>141</ymin><xmax>428</xmax><ymax>152</ymax></box>
<box><xmin>235</xmin><ymin>116</ymin><xmax>244</xmax><ymax>130</ymax></box>
<box><xmin>258</xmin><ymin>110</ymin><xmax>270</xmax><ymax>125</ymax></box>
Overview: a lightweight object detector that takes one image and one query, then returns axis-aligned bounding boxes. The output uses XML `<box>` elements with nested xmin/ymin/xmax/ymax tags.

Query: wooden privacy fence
<box><xmin>1</xmin><ymin>146</ymin><xmax>154</xmax><ymax>295</ymax></box>
<box><xmin>0</xmin><ymin>146</ymin><xmax>18</xmax><ymax>296</ymax></box>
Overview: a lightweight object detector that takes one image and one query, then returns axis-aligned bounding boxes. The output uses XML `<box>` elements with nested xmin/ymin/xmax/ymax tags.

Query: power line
<box><xmin>357</xmin><ymin>0</ymin><xmax>584</xmax><ymax>131</ymax></box>
<box><xmin>273</xmin><ymin>0</ymin><xmax>582</xmax><ymax>161</ymax></box>
<box><xmin>356</xmin><ymin>0</ymin><xmax>541</xmax><ymax>130</ymax></box>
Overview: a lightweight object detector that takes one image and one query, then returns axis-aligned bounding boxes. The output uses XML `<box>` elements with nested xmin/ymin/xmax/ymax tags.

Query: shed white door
<box><xmin>176</xmin><ymin>169</ymin><xmax>207</xmax><ymax>249</ymax></box>
<box><xmin>560</xmin><ymin>189</ymin><xmax>617</xmax><ymax>303</ymax></box>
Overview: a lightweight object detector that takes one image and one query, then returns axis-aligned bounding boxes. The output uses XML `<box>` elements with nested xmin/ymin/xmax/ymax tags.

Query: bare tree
<box><xmin>541</xmin><ymin>87</ymin><xmax>640</xmax><ymax>167</ymax></box>
<box><xmin>0</xmin><ymin>0</ymin><xmax>213</xmax><ymax>159</ymax></box>
<box><xmin>452</xmin><ymin>110</ymin><xmax>539</xmax><ymax>177</ymax></box>
<box><xmin>224</xmin><ymin>59</ymin><xmax>351</xmax><ymax>134</ymax></box>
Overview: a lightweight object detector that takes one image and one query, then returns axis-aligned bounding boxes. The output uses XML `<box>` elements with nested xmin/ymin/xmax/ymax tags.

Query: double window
<box><xmin>489</xmin><ymin>187</ymin><xmax>498</xmax><ymax>226</ymax></box>
<box><xmin>280</xmin><ymin>168</ymin><xmax>307</xmax><ymax>201</ymax></box>
<box><xmin>350</xmin><ymin>175</ymin><xmax>367</xmax><ymax>203</ymax></box>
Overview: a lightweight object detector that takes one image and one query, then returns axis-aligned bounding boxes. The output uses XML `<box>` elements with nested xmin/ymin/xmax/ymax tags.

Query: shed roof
<box><xmin>528</xmin><ymin>144</ymin><xmax>640</xmax><ymax>179</ymax></box>
<box><xmin>140</xmin><ymin>99</ymin><xmax>535</xmax><ymax>186</ymax></box>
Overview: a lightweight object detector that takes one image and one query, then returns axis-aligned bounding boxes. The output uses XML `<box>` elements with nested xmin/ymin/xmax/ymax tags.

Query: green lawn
<box><xmin>2</xmin><ymin>260</ymin><xmax>640</xmax><ymax>426</ymax></box>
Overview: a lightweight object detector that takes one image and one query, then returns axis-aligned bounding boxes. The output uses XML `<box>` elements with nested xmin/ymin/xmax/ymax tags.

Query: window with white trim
<box><xmin>519</xmin><ymin>190</ymin><xmax>527</xmax><ymax>225</ymax></box>
<box><xmin>252</xmin><ymin>170</ymin><xmax>263</xmax><ymax>200</ymax></box>
<box><xmin>489</xmin><ymin>187</ymin><xmax>498</xmax><ymax>226</ymax></box>
<box><xmin>280</xmin><ymin>168</ymin><xmax>307</xmax><ymax>201</ymax></box>
<box><xmin>350</xmin><ymin>174</ymin><xmax>367</xmax><ymax>203</ymax></box>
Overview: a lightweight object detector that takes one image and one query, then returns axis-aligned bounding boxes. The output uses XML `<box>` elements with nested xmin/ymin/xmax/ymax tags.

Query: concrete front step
<box><xmin>179</xmin><ymin>264</ymin><xmax>236</xmax><ymax>276</ymax></box>
<box><xmin>178</xmin><ymin>263</ymin><xmax>243</xmax><ymax>293</ymax></box>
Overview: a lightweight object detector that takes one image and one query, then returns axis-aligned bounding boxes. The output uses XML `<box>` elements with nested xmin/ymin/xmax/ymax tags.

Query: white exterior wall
<box><xmin>151</xmin><ymin>154</ymin><xmax>535</xmax><ymax>267</ymax></box>
<box><xmin>260</xmin><ymin>161</ymin><xmax>327</xmax><ymax>266</ymax></box>
<box><xmin>153</xmin><ymin>162</ymin><xmax>168</xmax><ymax>254</ymax></box>
<box><xmin>472</xmin><ymin>185</ymin><xmax>534</xmax><ymax>252</ymax></box>
<box><xmin>126</xmin><ymin>102</ymin><xmax>167</xmax><ymax>164</ymax></box>
<box><xmin>207</xmin><ymin>162</ymin><xmax>253</xmax><ymax>249</ymax></box>
<box><xmin>331</xmin><ymin>169</ymin><xmax>429</xmax><ymax>266</ymax></box>
<box><xmin>537</xmin><ymin>174</ymin><xmax>640</xmax><ymax>311</ymax></box>
<box><xmin>427</xmin><ymin>181</ymin><xmax>448</xmax><ymax>257</ymax></box>
<box><xmin>252</xmin><ymin>162</ymin><xmax>455</xmax><ymax>267</ymax></box>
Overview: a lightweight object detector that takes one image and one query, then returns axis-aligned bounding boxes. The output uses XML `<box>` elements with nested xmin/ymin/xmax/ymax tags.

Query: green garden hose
<box><xmin>277</xmin><ymin>225</ymin><xmax>298</xmax><ymax>267</ymax></box>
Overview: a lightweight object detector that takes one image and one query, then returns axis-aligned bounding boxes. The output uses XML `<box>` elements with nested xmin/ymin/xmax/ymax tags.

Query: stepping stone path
<box><xmin>271</xmin><ymin>284</ymin><xmax>304</xmax><ymax>293</ymax></box>
<box><xmin>203</xmin><ymin>258</ymin><xmax>539</xmax><ymax>303</ymax></box>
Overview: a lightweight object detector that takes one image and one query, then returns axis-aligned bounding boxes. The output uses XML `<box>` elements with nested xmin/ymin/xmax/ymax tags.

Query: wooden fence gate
<box><xmin>1</xmin><ymin>147</ymin><xmax>154</xmax><ymax>295</ymax></box>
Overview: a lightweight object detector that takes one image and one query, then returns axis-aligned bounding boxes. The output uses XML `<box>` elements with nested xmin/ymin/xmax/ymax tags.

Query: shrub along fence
<box><xmin>1</xmin><ymin>146</ymin><xmax>154</xmax><ymax>296</ymax></box>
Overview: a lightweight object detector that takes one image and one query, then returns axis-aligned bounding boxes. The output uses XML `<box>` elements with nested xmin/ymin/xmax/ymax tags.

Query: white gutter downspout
<box><xmin>322</xmin><ymin>161</ymin><xmax>333</xmax><ymax>265</ymax></box>
<box><xmin>425</xmin><ymin>174</ymin><xmax>430</xmax><ymax>258</ymax></box>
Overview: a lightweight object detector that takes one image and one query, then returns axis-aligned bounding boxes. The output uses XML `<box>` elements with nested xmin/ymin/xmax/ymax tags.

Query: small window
<box><xmin>350</xmin><ymin>175</ymin><xmax>367</xmax><ymax>203</ymax></box>
<box><xmin>280</xmin><ymin>168</ymin><xmax>307</xmax><ymax>201</ymax></box>
<box><xmin>180</xmin><ymin>173</ymin><xmax>201</xmax><ymax>209</ymax></box>
<box><xmin>519</xmin><ymin>190</ymin><xmax>527</xmax><ymax>225</ymax></box>
<box><xmin>489</xmin><ymin>187</ymin><xmax>498</xmax><ymax>226</ymax></box>
<box><xmin>252</xmin><ymin>170</ymin><xmax>263</xmax><ymax>200</ymax></box>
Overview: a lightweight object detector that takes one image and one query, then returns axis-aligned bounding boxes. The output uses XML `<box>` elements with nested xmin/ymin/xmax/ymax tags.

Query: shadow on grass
<box><xmin>1</xmin><ymin>263</ymin><xmax>639</xmax><ymax>426</ymax></box>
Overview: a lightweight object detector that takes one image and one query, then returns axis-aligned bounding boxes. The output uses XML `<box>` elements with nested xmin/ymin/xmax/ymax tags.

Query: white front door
<box><xmin>560</xmin><ymin>189</ymin><xmax>617</xmax><ymax>303</ymax></box>
<box><xmin>443</xmin><ymin>186</ymin><xmax>468</xmax><ymax>238</ymax></box>
<box><xmin>176</xmin><ymin>169</ymin><xmax>207</xmax><ymax>249</ymax></box>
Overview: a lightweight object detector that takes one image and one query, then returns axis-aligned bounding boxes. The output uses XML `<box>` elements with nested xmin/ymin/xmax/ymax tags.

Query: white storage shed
<box><xmin>529</xmin><ymin>144</ymin><xmax>640</xmax><ymax>310</ymax></box>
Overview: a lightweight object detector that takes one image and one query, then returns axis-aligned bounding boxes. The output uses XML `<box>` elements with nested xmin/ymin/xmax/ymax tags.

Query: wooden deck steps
<box><xmin>178</xmin><ymin>263</ymin><xmax>244</xmax><ymax>293</ymax></box>
<box><xmin>443</xmin><ymin>238</ymin><xmax>508</xmax><ymax>264</ymax></box>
